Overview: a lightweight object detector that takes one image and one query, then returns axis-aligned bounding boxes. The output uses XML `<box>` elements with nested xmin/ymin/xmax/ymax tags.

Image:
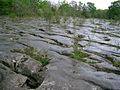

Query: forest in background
<box><xmin>0</xmin><ymin>0</ymin><xmax>120</xmax><ymax>21</ymax></box>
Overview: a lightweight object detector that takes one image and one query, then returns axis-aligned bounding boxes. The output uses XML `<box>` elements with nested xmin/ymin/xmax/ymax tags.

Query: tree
<box><xmin>58</xmin><ymin>1</ymin><xmax>72</xmax><ymax>16</ymax></box>
<box><xmin>78</xmin><ymin>1</ymin><xmax>83</xmax><ymax>11</ymax></box>
<box><xmin>0</xmin><ymin>0</ymin><xmax>13</xmax><ymax>15</ymax></box>
<box><xmin>13</xmin><ymin>0</ymin><xmax>38</xmax><ymax>16</ymax></box>
<box><xmin>38</xmin><ymin>1</ymin><xmax>53</xmax><ymax>19</ymax></box>
<box><xmin>87</xmin><ymin>2</ymin><xmax>96</xmax><ymax>17</ymax></box>
<box><xmin>70</xmin><ymin>1</ymin><xmax>77</xmax><ymax>17</ymax></box>
<box><xmin>108</xmin><ymin>0</ymin><xmax>120</xmax><ymax>19</ymax></box>
<box><xmin>82</xmin><ymin>4</ymin><xmax>89</xmax><ymax>18</ymax></box>
<box><xmin>94</xmin><ymin>9</ymin><xmax>107</xmax><ymax>19</ymax></box>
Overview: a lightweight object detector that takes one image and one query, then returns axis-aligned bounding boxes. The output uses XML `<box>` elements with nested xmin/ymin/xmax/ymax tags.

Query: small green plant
<box><xmin>70</xmin><ymin>50</ymin><xmax>88</xmax><ymax>62</ymax></box>
<box><xmin>91</xmin><ymin>29</ymin><xmax>96</xmax><ymax>33</ymax></box>
<box><xmin>113</xmin><ymin>61</ymin><xmax>120</xmax><ymax>68</ymax></box>
<box><xmin>70</xmin><ymin>22</ymin><xmax>88</xmax><ymax>62</ymax></box>
<box><xmin>106</xmin><ymin>55</ymin><xmax>120</xmax><ymax>68</ymax></box>
<box><xmin>73</xmin><ymin>35</ymin><xmax>80</xmax><ymax>52</ymax></box>
<box><xmin>11</xmin><ymin>47</ymin><xmax>49</xmax><ymax>66</ymax></box>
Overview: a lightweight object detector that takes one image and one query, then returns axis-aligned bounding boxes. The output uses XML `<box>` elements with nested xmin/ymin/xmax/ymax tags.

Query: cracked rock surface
<box><xmin>0</xmin><ymin>17</ymin><xmax>120</xmax><ymax>90</ymax></box>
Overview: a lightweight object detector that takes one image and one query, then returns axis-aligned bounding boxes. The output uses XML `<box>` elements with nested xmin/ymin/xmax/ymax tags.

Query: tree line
<box><xmin>0</xmin><ymin>0</ymin><xmax>120</xmax><ymax>20</ymax></box>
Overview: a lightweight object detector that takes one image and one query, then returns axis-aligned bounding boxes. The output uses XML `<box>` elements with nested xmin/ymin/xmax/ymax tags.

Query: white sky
<box><xmin>49</xmin><ymin>0</ymin><xmax>117</xmax><ymax>9</ymax></box>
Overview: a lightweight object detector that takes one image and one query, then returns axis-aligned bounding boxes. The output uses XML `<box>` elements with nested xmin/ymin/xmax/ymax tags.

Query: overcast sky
<box><xmin>49</xmin><ymin>0</ymin><xmax>117</xmax><ymax>9</ymax></box>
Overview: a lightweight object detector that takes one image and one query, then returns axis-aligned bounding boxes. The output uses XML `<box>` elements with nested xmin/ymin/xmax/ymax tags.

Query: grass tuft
<box><xmin>70</xmin><ymin>50</ymin><xmax>88</xmax><ymax>62</ymax></box>
<box><xmin>106</xmin><ymin>55</ymin><xmax>120</xmax><ymax>68</ymax></box>
<box><xmin>11</xmin><ymin>47</ymin><xmax>49</xmax><ymax>66</ymax></box>
<box><xmin>113</xmin><ymin>61</ymin><xmax>120</xmax><ymax>68</ymax></box>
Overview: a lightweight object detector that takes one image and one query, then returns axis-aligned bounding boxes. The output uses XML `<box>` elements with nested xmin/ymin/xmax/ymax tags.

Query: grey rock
<box><xmin>13</xmin><ymin>53</ymin><xmax>44</xmax><ymax>89</ymax></box>
<box><xmin>14</xmin><ymin>54</ymin><xmax>43</xmax><ymax>76</ymax></box>
<box><xmin>1</xmin><ymin>17</ymin><xmax>120</xmax><ymax>90</ymax></box>
<box><xmin>0</xmin><ymin>53</ymin><xmax>44</xmax><ymax>89</ymax></box>
<box><xmin>79</xmin><ymin>71</ymin><xmax>120</xmax><ymax>90</ymax></box>
<box><xmin>0</xmin><ymin>63</ymin><xmax>28</xmax><ymax>90</ymax></box>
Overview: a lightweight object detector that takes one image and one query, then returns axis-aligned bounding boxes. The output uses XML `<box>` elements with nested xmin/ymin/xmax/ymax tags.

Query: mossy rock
<box><xmin>11</xmin><ymin>47</ymin><xmax>49</xmax><ymax>66</ymax></box>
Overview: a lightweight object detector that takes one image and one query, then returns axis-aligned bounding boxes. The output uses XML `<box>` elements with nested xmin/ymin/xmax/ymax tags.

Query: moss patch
<box><xmin>11</xmin><ymin>47</ymin><xmax>49</xmax><ymax>66</ymax></box>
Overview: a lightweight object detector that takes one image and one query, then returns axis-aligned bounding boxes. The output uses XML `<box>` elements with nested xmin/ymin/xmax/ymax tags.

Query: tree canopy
<box><xmin>107</xmin><ymin>0</ymin><xmax>120</xmax><ymax>19</ymax></box>
<box><xmin>0</xmin><ymin>0</ymin><xmax>120</xmax><ymax>21</ymax></box>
